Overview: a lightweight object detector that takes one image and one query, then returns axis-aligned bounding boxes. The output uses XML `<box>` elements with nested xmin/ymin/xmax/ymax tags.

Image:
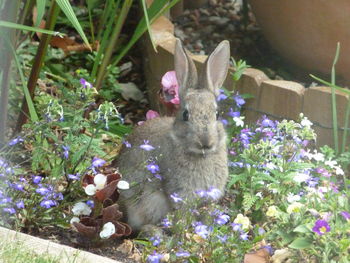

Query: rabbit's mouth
<box><xmin>187</xmin><ymin>145</ymin><xmax>217</xmax><ymax>157</ymax></box>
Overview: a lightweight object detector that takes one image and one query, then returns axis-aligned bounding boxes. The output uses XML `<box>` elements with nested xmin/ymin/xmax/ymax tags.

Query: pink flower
<box><xmin>146</xmin><ymin>110</ymin><xmax>160</xmax><ymax>120</ymax></box>
<box><xmin>161</xmin><ymin>71</ymin><xmax>180</xmax><ymax>105</ymax></box>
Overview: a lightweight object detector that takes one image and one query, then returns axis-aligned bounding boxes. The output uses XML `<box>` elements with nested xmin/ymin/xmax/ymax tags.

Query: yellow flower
<box><xmin>233</xmin><ymin>214</ymin><xmax>250</xmax><ymax>230</ymax></box>
<box><xmin>266</xmin><ymin>206</ymin><xmax>278</xmax><ymax>217</ymax></box>
<box><xmin>287</xmin><ymin>202</ymin><xmax>304</xmax><ymax>214</ymax></box>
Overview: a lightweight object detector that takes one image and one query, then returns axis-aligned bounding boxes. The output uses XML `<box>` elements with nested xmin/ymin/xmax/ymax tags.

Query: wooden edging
<box><xmin>142</xmin><ymin>13</ymin><xmax>350</xmax><ymax>148</ymax></box>
<box><xmin>0</xmin><ymin>226</ymin><xmax>121</xmax><ymax>263</ymax></box>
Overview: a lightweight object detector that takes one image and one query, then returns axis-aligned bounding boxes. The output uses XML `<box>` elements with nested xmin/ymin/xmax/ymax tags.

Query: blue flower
<box><xmin>140</xmin><ymin>140</ymin><xmax>155</xmax><ymax>151</ymax></box>
<box><xmin>206</xmin><ymin>187</ymin><xmax>221</xmax><ymax>200</ymax></box>
<box><xmin>8</xmin><ymin>136</ymin><xmax>24</xmax><ymax>146</ymax></box>
<box><xmin>170</xmin><ymin>193</ymin><xmax>183</xmax><ymax>203</ymax></box>
<box><xmin>231</xmin><ymin>223</ymin><xmax>242</xmax><ymax>232</ymax></box>
<box><xmin>234</xmin><ymin>94</ymin><xmax>245</xmax><ymax>107</ymax></box>
<box><xmin>147</xmin><ymin>162</ymin><xmax>160</xmax><ymax>174</ymax></box>
<box><xmin>11</xmin><ymin>183</ymin><xmax>24</xmax><ymax>191</ymax></box>
<box><xmin>36</xmin><ymin>187</ymin><xmax>50</xmax><ymax>196</ymax></box>
<box><xmin>161</xmin><ymin>218</ymin><xmax>172</xmax><ymax>228</ymax></box>
<box><xmin>147</xmin><ymin>251</ymin><xmax>163</xmax><ymax>263</ymax></box>
<box><xmin>227</xmin><ymin>108</ymin><xmax>240</xmax><ymax>118</ymax></box>
<box><xmin>91</xmin><ymin>157</ymin><xmax>106</xmax><ymax>168</ymax></box>
<box><xmin>0</xmin><ymin>197</ymin><xmax>12</xmax><ymax>204</ymax></box>
<box><xmin>194</xmin><ymin>222</ymin><xmax>209</xmax><ymax>239</ymax></box>
<box><xmin>123</xmin><ymin>140</ymin><xmax>131</xmax><ymax>148</ymax></box>
<box><xmin>62</xmin><ymin>145</ymin><xmax>70</xmax><ymax>159</ymax></box>
<box><xmin>68</xmin><ymin>173</ymin><xmax>81</xmax><ymax>180</ymax></box>
<box><xmin>16</xmin><ymin>201</ymin><xmax>25</xmax><ymax>209</ymax></box>
<box><xmin>86</xmin><ymin>200</ymin><xmax>94</xmax><ymax>208</ymax></box>
<box><xmin>153</xmin><ymin>174</ymin><xmax>162</xmax><ymax>180</ymax></box>
<box><xmin>3</xmin><ymin>207</ymin><xmax>16</xmax><ymax>214</ymax></box>
<box><xmin>150</xmin><ymin>236</ymin><xmax>161</xmax><ymax>246</ymax></box>
<box><xmin>40</xmin><ymin>200</ymin><xmax>56</xmax><ymax>209</ymax></box>
<box><xmin>217</xmin><ymin>89</ymin><xmax>228</xmax><ymax>101</ymax></box>
<box><xmin>215</xmin><ymin>214</ymin><xmax>230</xmax><ymax>225</ymax></box>
<box><xmin>240</xmin><ymin>232</ymin><xmax>249</xmax><ymax>240</ymax></box>
<box><xmin>217</xmin><ymin>234</ymin><xmax>228</xmax><ymax>243</ymax></box>
<box><xmin>33</xmin><ymin>175</ymin><xmax>42</xmax><ymax>184</ymax></box>
<box><xmin>176</xmin><ymin>250</ymin><xmax>191</xmax><ymax>257</ymax></box>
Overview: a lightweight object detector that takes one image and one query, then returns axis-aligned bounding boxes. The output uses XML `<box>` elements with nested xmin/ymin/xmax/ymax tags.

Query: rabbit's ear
<box><xmin>202</xmin><ymin>40</ymin><xmax>230</xmax><ymax>96</ymax></box>
<box><xmin>174</xmin><ymin>38</ymin><xmax>198</xmax><ymax>96</ymax></box>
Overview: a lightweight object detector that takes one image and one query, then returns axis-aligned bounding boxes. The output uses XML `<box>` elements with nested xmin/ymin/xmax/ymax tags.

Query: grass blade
<box><xmin>140</xmin><ymin>0</ymin><xmax>156</xmax><ymax>51</ymax></box>
<box><xmin>55</xmin><ymin>0</ymin><xmax>91</xmax><ymax>50</ymax></box>
<box><xmin>35</xmin><ymin>0</ymin><xmax>47</xmax><ymax>27</ymax></box>
<box><xmin>331</xmin><ymin>42</ymin><xmax>340</xmax><ymax>154</ymax></box>
<box><xmin>0</xmin><ymin>20</ymin><xmax>63</xmax><ymax>36</ymax></box>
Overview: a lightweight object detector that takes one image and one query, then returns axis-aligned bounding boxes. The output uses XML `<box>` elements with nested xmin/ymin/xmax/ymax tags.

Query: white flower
<box><xmin>266</xmin><ymin>206</ymin><xmax>278</xmax><ymax>217</ymax></box>
<box><xmin>293</xmin><ymin>172</ymin><xmax>310</xmax><ymax>183</ymax></box>
<box><xmin>94</xmin><ymin>173</ymin><xmax>107</xmax><ymax>190</ymax></box>
<box><xmin>70</xmin><ymin>217</ymin><xmax>80</xmax><ymax>225</ymax></box>
<box><xmin>325</xmin><ymin>159</ymin><xmax>337</xmax><ymax>169</ymax></box>
<box><xmin>255</xmin><ymin>192</ymin><xmax>263</xmax><ymax>198</ymax></box>
<box><xmin>72</xmin><ymin>202</ymin><xmax>92</xmax><ymax>216</ymax></box>
<box><xmin>287</xmin><ymin>202</ymin><xmax>304</xmax><ymax>214</ymax></box>
<box><xmin>100</xmin><ymin>222</ymin><xmax>116</xmax><ymax>239</ymax></box>
<box><xmin>117</xmin><ymin>180</ymin><xmax>130</xmax><ymax>190</ymax></box>
<box><xmin>287</xmin><ymin>193</ymin><xmax>301</xmax><ymax>203</ymax></box>
<box><xmin>233</xmin><ymin>116</ymin><xmax>244</xmax><ymax>127</ymax></box>
<box><xmin>300</xmin><ymin>116</ymin><xmax>313</xmax><ymax>127</ymax></box>
<box><xmin>265</xmin><ymin>162</ymin><xmax>277</xmax><ymax>170</ymax></box>
<box><xmin>233</xmin><ymin>214</ymin><xmax>250</xmax><ymax>230</ymax></box>
<box><xmin>85</xmin><ymin>184</ymin><xmax>97</xmax><ymax>196</ymax></box>
<box><xmin>335</xmin><ymin>166</ymin><xmax>344</xmax><ymax>175</ymax></box>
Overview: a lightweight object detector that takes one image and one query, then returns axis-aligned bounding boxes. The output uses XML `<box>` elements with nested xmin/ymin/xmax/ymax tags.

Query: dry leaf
<box><xmin>244</xmin><ymin>248</ymin><xmax>270</xmax><ymax>263</ymax></box>
<box><xmin>117</xmin><ymin>239</ymin><xmax>134</xmax><ymax>255</ymax></box>
<box><xmin>271</xmin><ymin>248</ymin><xmax>293</xmax><ymax>263</ymax></box>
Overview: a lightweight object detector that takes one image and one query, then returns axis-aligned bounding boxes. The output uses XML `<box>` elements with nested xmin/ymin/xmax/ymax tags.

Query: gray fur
<box><xmin>114</xmin><ymin>39</ymin><xmax>230</xmax><ymax>231</ymax></box>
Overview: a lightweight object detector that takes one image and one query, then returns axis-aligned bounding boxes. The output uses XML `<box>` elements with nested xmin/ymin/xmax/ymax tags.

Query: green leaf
<box><xmin>293</xmin><ymin>224</ymin><xmax>311</xmax><ymax>233</ymax></box>
<box><xmin>288</xmin><ymin>237</ymin><xmax>313</xmax><ymax>249</ymax></box>
<box><xmin>0</xmin><ymin>20</ymin><xmax>63</xmax><ymax>36</ymax></box>
<box><xmin>55</xmin><ymin>0</ymin><xmax>91</xmax><ymax>49</ymax></box>
<box><xmin>140</xmin><ymin>0</ymin><xmax>156</xmax><ymax>51</ymax></box>
<box><xmin>35</xmin><ymin>0</ymin><xmax>47</xmax><ymax>27</ymax></box>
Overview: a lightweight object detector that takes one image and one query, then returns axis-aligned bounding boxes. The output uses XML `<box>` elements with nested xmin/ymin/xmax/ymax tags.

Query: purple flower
<box><xmin>217</xmin><ymin>234</ymin><xmax>228</xmax><ymax>243</ymax></box>
<box><xmin>161</xmin><ymin>218</ymin><xmax>172</xmax><ymax>228</ymax></box>
<box><xmin>195</xmin><ymin>189</ymin><xmax>207</xmax><ymax>198</ymax></box>
<box><xmin>221</xmin><ymin>119</ymin><xmax>228</xmax><ymax>126</ymax></box>
<box><xmin>140</xmin><ymin>140</ymin><xmax>155</xmax><ymax>151</ymax></box>
<box><xmin>147</xmin><ymin>251</ymin><xmax>163</xmax><ymax>263</ymax></box>
<box><xmin>36</xmin><ymin>187</ymin><xmax>50</xmax><ymax>196</ymax></box>
<box><xmin>153</xmin><ymin>174</ymin><xmax>162</xmax><ymax>180</ymax></box>
<box><xmin>123</xmin><ymin>140</ymin><xmax>131</xmax><ymax>148</ymax></box>
<box><xmin>11</xmin><ymin>183</ymin><xmax>24</xmax><ymax>191</ymax></box>
<box><xmin>240</xmin><ymin>232</ymin><xmax>249</xmax><ymax>240</ymax></box>
<box><xmin>147</xmin><ymin>162</ymin><xmax>160</xmax><ymax>174</ymax></box>
<box><xmin>231</xmin><ymin>223</ymin><xmax>242</xmax><ymax>232</ymax></box>
<box><xmin>216</xmin><ymin>214</ymin><xmax>230</xmax><ymax>225</ymax></box>
<box><xmin>261</xmin><ymin>117</ymin><xmax>275</xmax><ymax>128</ymax></box>
<box><xmin>227</xmin><ymin>108</ymin><xmax>240</xmax><ymax>118</ymax></box>
<box><xmin>91</xmin><ymin>157</ymin><xmax>106</xmax><ymax>168</ymax></box>
<box><xmin>170</xmin><ymin>193</ymin><xmax>183</xmax><ymax>203</ymax></box>
<box><xmin>217</xmin><ymin>89</ymin><xmax>228</xmax><ymax>101</ymax></box>
<box><xmin>80</xmin><ymin>78</ymin><xmax>92</xmax><ymax>88</ymax></box>
<box><xmin>315</xmin><ymin>167</ymin><xmax>331</xmax><ymax>177</ymax></box>
<box><xmin>207</xmin><ymin>187</ymin><xmax>221</xmax><ymax>200</ymax></box>
<box><xmin>33</xmin><ymin>175</ymin><xmax>42</xmax><ymax>184</ymax></box>
<box><xmin>340</xmin><ymin>211</ymin><xmax>350</xmax><ymax>221</ymax></box>
<box><xmin>86</xmin><ymin>200</ymin><xmax>94</xmax><ymax>208</ymax></box>
<box><xmin>194</xmin><ymin>222</ymin><xmax>209</xmax><ymax>239</ymax></box>
<box><xmin>40</xmin><ymin>200</ymin><xmax>56</xmax><ymax>209</ymax></box>
<box><xmin>68</xmin><ymin>173</ymin><xmax>81</xmax><ymax>180</ymax></box>
<box><xmin>62</xmin><ymin>145</ymin><xmax>70</xmax><ymax>159</ymax></box>
<box><xmin>312</xmin><ymin>220</ymin><xmax>330</xmax><ymax>235</ymax></box>
<box><xmin>3</xmin><ymin>207</ymin><xmax>16</xmax><ymax>214</ymax></box>
<box><xmin>234</xmin><ymin>94</ymin><xmax>245</xmax><ymax>107</ymax></box>
<box><xmin>16</xmin><ymin>201</ymin><xmax>25</xmax><ymax>209</ymax></box>
<box><xmin>176</xmin><ymin>250</ymin><xmax>191</xmax><ymax>257</ymax></box>
<box><xmin>8</xmin><ymin>136</ymin><xmax>24</xmax><ymax>146</ymax></box>
<box><xmin>150</xmin><ymin>236</ymin><xmax>161</xmax><ymax>246</ymax></box>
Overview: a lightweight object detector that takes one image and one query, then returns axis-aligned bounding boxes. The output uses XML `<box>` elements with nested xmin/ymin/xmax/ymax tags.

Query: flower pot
<box><xmin>249</xmin><ymin>0</ymin><xmax>350</xmax><ymax>83</ymax></box>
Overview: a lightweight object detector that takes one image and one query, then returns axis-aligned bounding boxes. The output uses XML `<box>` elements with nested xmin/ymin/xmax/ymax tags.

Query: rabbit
<box><xmin>114</xmin><ymin>38</ymin><xmax>230</xmax><ymax>231</ymax></box>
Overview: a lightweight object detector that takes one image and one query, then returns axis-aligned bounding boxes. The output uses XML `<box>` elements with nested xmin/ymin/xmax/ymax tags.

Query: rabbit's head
<box><xmin>171</xmin><ymin>39</ymin><xmax>230</xmax><ymax>156</ymax></box>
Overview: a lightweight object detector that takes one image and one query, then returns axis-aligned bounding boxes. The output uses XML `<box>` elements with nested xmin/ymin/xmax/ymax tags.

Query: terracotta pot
<box><xmin>249</xmin><ymin>0</ymin><xmax>350</xmax><ymax>83</ymax></box>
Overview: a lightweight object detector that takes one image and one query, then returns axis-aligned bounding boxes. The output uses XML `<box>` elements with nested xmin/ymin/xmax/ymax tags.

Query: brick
<box><xmin>258</xmin><ymin>80</ymin><xmax>305</xmax><ymax>121</ymax></box>
<box><xmin>303</xmin><ymin>86</ymin><xmax>350</xmax><ymax>147</ymax></box>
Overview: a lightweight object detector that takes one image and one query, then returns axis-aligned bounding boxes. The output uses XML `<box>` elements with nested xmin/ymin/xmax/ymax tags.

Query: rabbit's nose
<box><xmin>200</xmin><ymin>134</ymin><xmax>214</xmax><ymax>149</ymax></box>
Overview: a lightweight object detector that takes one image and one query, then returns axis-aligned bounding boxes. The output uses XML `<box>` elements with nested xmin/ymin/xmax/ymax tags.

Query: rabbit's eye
<box><xmin>183</xmin><ymin>109</ymin><xmax>189</xmax><ymax>121</ymax></box>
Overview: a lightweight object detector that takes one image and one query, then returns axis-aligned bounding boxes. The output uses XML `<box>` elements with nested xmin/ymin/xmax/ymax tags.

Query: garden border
<box><xmin>142</xmin><ymin>12</ymin><xmax>350</xmax><ymax>148</ymax></box>
<box><xmin>0</xmin><ymin>226</ymin><xmax>121</xmax><ymax>263</ymax></box>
